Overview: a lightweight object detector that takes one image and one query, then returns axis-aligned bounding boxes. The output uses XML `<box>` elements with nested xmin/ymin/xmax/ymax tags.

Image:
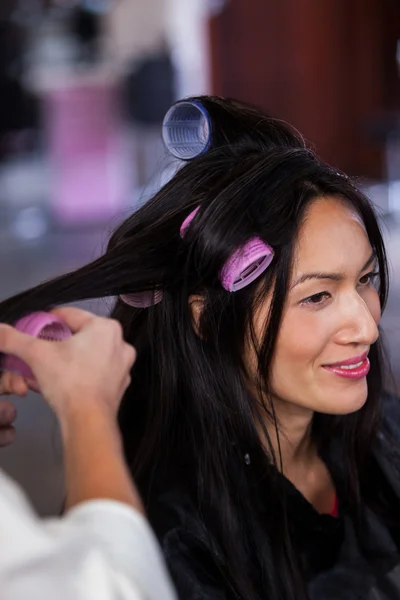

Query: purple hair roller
<box><xmin>162</xmin><ymin>100</ymin><xmax>212</xmax><ymax>160</ymax></box>
<box><xmin>180</xmin><ymin>206</ymin><xmax>200</xmax><ymax>236</ymax></box>
<box><xmin>180</xmin><ymin>207</ymin><xmax>274</xmax><ymax>291</ymax></box>
<box><xmin>120</xmin><ymin>290</ymin><xmax>164</xmax><ymax>308</ymax></box>
<box><xmin>2</xmin><ymin>312</ymin><xmax>72</xmax><ymax>379</ymax></box>
<box><xmin>220</xmin><ymin>238</ymin><xmax>274</xmax><ymax>291</ymax></box>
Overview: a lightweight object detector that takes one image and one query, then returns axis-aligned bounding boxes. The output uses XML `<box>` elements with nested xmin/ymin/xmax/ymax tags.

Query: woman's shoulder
<box><xmin>374</xmin><ymin>392</ymin><xmax>400</xmax><ymax>493</ymax></box>
<box><xmin>145</xmin><ymin>473</ymin><xmax>212</xmax><ymax>551</ymax></box>
<box><xmin>144</xmin><ymin>475</ymin><xmax>229</xmax><ymax>599</ymax></box>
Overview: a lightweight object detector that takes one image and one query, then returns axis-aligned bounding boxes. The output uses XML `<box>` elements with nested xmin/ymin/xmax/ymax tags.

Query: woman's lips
<box><xmin>322</xmin><ymin>356</ymin><xmax>370</xmax><ymax>380</ymax></box>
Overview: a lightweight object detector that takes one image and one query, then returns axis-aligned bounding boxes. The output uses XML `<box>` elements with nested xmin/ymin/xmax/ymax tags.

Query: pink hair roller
<box><xmin>180</xmin><ymin>206</ymin><xmax>200</xmax><ymax>236</ymax></box>
<box><xmin>120</xmin><ymin>290</ymin><xmax>164</xmax><ymax>308</ymax></box>
<box><xmin>180</xmin><ymin>207</ymin><xmax>274</xmax><ymax>291</ymax></box>
<box><xmin>2</xmin><ymin>312</ymin><xmax>72</xmax><ymax>379</ymax></box>
<box><xmin>120</xmin><ymin>206</ymin><xmax>274</xmax><ymax>307</ymax></box>
<box><xmin>220</xmin><ymin>237</ymin><xmax>274</xmax><ymax>291</ymax></box>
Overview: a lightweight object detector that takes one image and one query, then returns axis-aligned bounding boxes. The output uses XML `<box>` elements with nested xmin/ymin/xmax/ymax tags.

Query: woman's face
<box><xmin>254</xmin><ymin>196</ymin><xmax>381</xmax><ymax>416</ymax></box>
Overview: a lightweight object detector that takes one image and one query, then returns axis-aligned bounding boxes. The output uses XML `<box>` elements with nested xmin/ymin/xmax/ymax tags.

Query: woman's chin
<box><xmin>319</xmin><ymin>380</ymin><xmax>369</xmax><ymax>415</ymax></box>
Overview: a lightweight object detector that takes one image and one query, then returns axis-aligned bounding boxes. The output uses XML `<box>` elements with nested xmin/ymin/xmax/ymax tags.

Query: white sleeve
<box><xmin>0</xmin><ymin>469</ymin><xmax>177</xmax><ymax>600</ymax></box>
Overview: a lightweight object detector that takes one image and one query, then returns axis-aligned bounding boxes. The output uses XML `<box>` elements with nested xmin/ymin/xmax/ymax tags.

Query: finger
<box><xmin>122</xmin><ymin>375</ymin><xmax>132</xmax><ymax>394</ymax></box>
<box><xmin>0</xmin><ymin>371</ymin><xmax>13</xmax><ymax>394</ymax></box>
<box><xmin>4</xmin><ymin>373</ymin><xmax>28</xmax><ymax>397</ymax></box>
<box><xmin>12</xmin><ymin>376</ymin><xmax>29</xmax><ymax>397</ymax></box>
<box><xmin>127</xmin><ymin>345</ymin><xmax>137</xmax><ymax>365</ymax></box>
<box><xmin>0</xmin><ymin>427</ymin><xmax>15</xmax><ymax>447</ymax></box>
<box><xmin>0</xmin><ymin>371</ymin><xmax>29</xmax><ymax>404</ymax></box>
<box><xmin>0</xmin><ymin>401</ymin><xmax>16</xmax><ymax>427</ymax></box>
<box><xmin>51</xmin><ymin>307</ymin><xmax>96</xmax><ymax>333</ymax></box>
<box><xmin>1</xmin><ymin>370</ymin><xmax>30</xmax><ymax>396</ymax></box>
<box><xmin>123</xmin><ymin>344</ymin><xmax>137</xmax><ymax>369</ymax></box>
<box><xmin>25</xmin><ymin>378</ymin><xmax>40</xmax><ymax>394</ymax></box>
<box><xmin>0</xmin><ymin>325</ymin><xmax>39</xmax><ymax>363</ymax></box>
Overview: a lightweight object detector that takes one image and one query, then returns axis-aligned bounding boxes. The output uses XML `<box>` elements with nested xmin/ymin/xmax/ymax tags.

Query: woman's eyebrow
<box><xmin>291</xmin><ymin>252</ymin><xmax>376</xmax><ymax>289</ymax></box>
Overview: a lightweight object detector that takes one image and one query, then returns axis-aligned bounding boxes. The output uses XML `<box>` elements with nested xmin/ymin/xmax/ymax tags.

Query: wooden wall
<box><xmin>208</xmin><ymin>0</ymin><xmax>400</xmax><ymax>179</ymax></box>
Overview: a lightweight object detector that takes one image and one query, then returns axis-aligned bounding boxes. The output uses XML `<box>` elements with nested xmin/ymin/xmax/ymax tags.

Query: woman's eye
<box><xmin>302</xmin><ymin>292</ymin><xmax>330</xmax><ymax>306</ymax></box>
<box><xmin>359</xmin><ymin>271</ymin><xmax>379</xmax><ymax>286</ymax></box>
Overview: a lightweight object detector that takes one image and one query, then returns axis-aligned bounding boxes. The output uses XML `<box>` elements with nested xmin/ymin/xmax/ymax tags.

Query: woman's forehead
<box><xmin>292</xmin><ymin>197</ymin><xmax>372</xmax><ymax>276</ymax></box>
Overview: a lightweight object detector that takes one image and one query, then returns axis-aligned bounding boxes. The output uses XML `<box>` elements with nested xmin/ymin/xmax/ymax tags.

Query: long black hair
<box><xmin>0</xmin><ymin>96</ymin><xmax>391</xmax><ymax>600</ymax></box>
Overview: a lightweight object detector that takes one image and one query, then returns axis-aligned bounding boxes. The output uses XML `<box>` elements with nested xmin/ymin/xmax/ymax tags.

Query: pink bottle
<box><xmin>45</xmin><ymin>82</ymin><xmax>129</xmax><ymax>225</ymax></box>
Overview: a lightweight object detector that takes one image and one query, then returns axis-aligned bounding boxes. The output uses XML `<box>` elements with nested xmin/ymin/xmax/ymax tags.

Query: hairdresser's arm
<box><xmin>0</xmin><ymin>309</ymin><xmax>176</xmax><ymax>600</ymax></box>
<box><xmin>0</xmin><ymin>309</ymin><xmax>139</xmax><ymax>510</ymax></box>
<box><xmin>60</xmin><ymin>386</ymin><xmax>139</xmax><ymax>511</ymax></box>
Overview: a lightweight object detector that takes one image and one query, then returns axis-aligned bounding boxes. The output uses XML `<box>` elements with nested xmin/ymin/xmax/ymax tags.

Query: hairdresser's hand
<box><xmin>0</xmin><ymin>368</ymin><xmax>27</xmax><ymax>447</ymax></box>
<box><xmin>0</xmin><ymin>400</ymin><xmax>17</xmax><ymax>447</ymax></box>
<box><xmin>0</xmin><ymin>308</ymin><xmax>136</xmax><ymax>426</ymax></box>
<box><xmin>0</xmin><ymin>370</ymin><xmax>31</xmax><ymax>397</ymax></box>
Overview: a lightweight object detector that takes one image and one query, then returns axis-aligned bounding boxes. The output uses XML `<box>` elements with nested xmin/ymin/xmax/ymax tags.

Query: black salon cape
<box><xmin>144</xmin><ymin>395</ymin><xmax>400</xmax><ymax>600</ymax></box>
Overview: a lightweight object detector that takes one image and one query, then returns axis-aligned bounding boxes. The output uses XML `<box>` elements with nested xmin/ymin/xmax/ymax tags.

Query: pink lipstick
<box><xmin>322</xmin><ymin>353</ymin><xmax>370</xmax><ymax>380</ymax></box>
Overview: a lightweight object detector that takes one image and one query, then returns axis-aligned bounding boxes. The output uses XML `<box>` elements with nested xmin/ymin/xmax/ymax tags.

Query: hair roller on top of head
<box><xmin>2</xmin><ymin>312</ymin><xmax>72</xmax><ymax>379</ymax></box>
<box><xmin>120</xmin><ymin>98</ymin><xmax>275</xmax><ymax>308</ymax></box>
<box><xmin>162</xmin><ymin>100</ymin><xmax>212</xmax><ymax>160</ymax></box>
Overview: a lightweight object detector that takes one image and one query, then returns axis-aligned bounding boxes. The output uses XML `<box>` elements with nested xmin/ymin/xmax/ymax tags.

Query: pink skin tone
<box><xmin>253</xmin><ymin>196</ymin><xmax>380</xmax><ymax>422</ymax></box>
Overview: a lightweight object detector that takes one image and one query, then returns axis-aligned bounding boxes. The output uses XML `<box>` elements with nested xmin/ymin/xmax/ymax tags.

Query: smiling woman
<box><xmin>0</xmin><ymin>96</ymin><xmax>399</xmax><ymax>600</ymax></box>
<box><xmin>267</xmin><ymin>198</ymin><xmax>381</xmax><ymax>417</ymax></box>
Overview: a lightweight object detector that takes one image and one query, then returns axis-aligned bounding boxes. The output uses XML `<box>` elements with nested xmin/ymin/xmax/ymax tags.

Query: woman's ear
<box><xmin>188</xmin><ymin>295</ymin><xmax>205</xmax><ymax>337</ymax></box>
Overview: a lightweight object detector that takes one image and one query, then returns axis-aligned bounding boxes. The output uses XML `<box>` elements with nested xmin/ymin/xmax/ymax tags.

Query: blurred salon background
<box><xmin>0</xmin><ymin>0</ymin><xmax>399</xmax><ymax>515</ymax></box>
